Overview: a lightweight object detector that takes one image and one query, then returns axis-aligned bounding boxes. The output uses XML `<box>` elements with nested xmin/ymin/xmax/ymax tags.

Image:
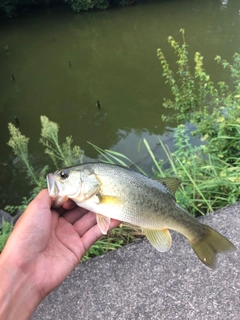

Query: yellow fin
<box><xmin>96</xmin><ymin>214</ymin><xmax>111</xmax><ymax>235</ymax></box>
<box><xmin>190</xmin><ymin>224</ymin><xmax>236</xmax><ymax>269</ymax></box>
<box><xmin>157</xmin><ymin>177</ymin><xmax>181</xmax><ymax>196</ymax></box>
<box><xmin>143</xmin><ymin>228</ymin><xmax>172</xmax><ymax>252</ymax></box>
<box><xmin>98</xmin><ymin>195</ymin><xmax>123</xmax><ymax>205</ymax></box>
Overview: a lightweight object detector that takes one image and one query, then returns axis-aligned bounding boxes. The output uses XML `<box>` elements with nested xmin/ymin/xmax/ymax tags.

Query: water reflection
<box><xmin>220</xmin><ymin>0</ymin><xmax>229</xmax><ymax>10</ymax></box>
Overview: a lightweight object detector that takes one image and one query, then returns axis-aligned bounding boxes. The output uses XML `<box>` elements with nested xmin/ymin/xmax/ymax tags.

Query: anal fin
<box><xmin>96</xmin><ymin>214</ymin><xmax>111</xmax><ymax>235</ymax></box>
<box><xmin>143</xmin><ymin>228</ymin><xmax>172</xmax><ymax>252</ymax></box>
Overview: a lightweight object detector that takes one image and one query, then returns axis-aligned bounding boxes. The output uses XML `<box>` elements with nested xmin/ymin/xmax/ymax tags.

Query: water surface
<box><xmin>0</xmin><ymin>0</ymin><xmax>240</xmax><ymax>207</ymax></box>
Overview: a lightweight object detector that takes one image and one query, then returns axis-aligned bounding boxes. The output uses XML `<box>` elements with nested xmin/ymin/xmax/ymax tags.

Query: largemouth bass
<box><xmin>47</xmin><ymin>163</ymin><xmax>236</xmax><ymax>268</ymax></box>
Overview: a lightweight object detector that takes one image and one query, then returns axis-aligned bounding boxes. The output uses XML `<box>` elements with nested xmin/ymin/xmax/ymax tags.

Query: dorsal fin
<box><xmin>157</xmin><ymin>177</ymin><xmax>181</xmax><ymax>196</ymax></box>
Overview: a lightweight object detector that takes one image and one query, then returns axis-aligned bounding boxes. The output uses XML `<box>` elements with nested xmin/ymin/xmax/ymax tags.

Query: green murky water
<box><xmin>0</xmin><ymin>0</ymin><xmax>240</xmax><ymax>207</ymax></box>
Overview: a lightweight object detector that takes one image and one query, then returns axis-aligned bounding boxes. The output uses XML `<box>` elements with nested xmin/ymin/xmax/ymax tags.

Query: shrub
<box><xmin>157</xmin><ymin>29</ymin><xmax>240</xmax><ymax>163</ymax></box>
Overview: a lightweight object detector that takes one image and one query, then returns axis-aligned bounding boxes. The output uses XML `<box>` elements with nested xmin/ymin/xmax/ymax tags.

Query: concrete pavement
<box><xmin>32</xmin><ymin>204</ymin><xmax>240</xmax><ymax>320</ymax></box>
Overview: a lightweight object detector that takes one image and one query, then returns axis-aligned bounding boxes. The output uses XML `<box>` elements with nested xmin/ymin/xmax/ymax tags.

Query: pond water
<box><xmin>0</xmin><ymin>0</ymin><xmax>240</xmax><ymax>208</ymax></box>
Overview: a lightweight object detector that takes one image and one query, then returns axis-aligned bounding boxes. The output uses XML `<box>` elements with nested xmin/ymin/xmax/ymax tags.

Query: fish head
<box><xmin>47</xmin><ymin>166</ymin><xmax>100</xmax><ymax>208</ymax></box>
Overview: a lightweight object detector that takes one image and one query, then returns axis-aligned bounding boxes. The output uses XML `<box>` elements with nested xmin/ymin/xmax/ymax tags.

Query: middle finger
<box><xmin>73</xmin><ymin>211</ymin><xmax>97</xmax><ymax>237</ymax></box>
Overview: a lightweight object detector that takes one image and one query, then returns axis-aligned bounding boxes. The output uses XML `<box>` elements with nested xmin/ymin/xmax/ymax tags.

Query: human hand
<box><xmin>0</xmin><ymin>189</ymin><xmax>120</xmax><ymax>319</ymax></box>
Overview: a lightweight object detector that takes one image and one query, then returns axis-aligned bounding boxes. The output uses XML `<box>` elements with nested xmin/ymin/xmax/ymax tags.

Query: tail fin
<box><xmin>190</xmin><ymin>224</ymin><xmax>236</xmax><ymax>269</ymax></box>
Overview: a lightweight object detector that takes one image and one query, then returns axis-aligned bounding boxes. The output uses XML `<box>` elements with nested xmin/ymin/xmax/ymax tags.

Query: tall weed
<box><xmin>147</xmin><ymin>126</ymin><xmax>240</xmax><ymax>216</ymax></box>
<box><xmin>157</xmin><ymin>29</ymin><xmax>240</xmax><ymax>163</ymax></box>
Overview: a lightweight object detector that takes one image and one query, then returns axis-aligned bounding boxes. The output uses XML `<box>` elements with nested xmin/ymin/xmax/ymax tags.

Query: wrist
<box><xmin>0</xmin><ymin>255</ymin><xmax>42</xmax><ymax>320</ymax></box>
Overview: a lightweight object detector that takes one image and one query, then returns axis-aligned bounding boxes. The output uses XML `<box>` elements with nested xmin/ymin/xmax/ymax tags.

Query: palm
<box><xmin>5</xmin><ymin>190</ymin><xmax>120</xmax><ymax>297</ymax></box>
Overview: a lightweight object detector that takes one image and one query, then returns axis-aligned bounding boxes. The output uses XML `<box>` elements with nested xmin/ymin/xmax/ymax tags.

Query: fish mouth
<box><xmin>47</xmin><ymin>173</ymin><xmax>59</xmax><ymax>197</ymax></box>
<box><xmin>47</xmin><ymin>173</ymin><xmax>68</xmax><ymax>208</ymax></box>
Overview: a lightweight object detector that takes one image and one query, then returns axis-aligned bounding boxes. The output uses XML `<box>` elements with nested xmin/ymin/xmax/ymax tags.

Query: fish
<box><xmin>47</xmin><ymin>162</ymin><xmax>236</xmax><ymax>269</ymax></box>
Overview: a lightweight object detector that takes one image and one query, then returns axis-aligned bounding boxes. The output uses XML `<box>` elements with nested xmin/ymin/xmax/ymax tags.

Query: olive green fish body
<box><xmin>47</xmin><ymin>163</ymin><xmax>236</xmax><ymax>268</ymax></box>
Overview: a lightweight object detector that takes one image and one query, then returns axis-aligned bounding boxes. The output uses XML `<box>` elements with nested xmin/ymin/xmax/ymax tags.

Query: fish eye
<box><xmin>59</xmin><ymin>169</ymin><xmax>69</xmax><ymax>179</ymax></box>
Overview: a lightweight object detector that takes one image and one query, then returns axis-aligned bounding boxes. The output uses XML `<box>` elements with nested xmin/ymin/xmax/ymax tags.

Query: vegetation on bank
<box><xmin>1</xmin><ymin>30</ymin><xmax>240</xmax><ymax>257</ymax></box>
<box><xmin>155</xmin><ymin>29</ymin><xmax>240</xmax><ymax>214</ymax></box>
<box><xmin>0</xmin><ymin>0</ymin><xmax>138</xmax><ymax>19</ymax></box>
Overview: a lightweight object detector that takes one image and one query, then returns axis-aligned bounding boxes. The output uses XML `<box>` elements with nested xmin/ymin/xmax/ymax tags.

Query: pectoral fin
<box><xmin>143</xmin><ymin>228</ymin><xmax>172</xmax><ymax>252</ymax></box>
<box><xmin>96</xmin><ymin>214</ymin><xmax>111</xmax><ymax>235</ymax></box>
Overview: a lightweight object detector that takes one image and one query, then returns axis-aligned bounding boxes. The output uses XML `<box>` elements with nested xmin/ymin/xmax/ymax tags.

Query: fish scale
<box><xmin>91</xmin><ymin>163</ymin><xmax>175</xmax><ymax>227</ymax></box>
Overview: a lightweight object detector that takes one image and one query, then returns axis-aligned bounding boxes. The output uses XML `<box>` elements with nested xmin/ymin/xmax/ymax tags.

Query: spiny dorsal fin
<box><xmin>157</xmin><ymin>177</ymin><xmax>181</xmax><ymax>196</ymax></box>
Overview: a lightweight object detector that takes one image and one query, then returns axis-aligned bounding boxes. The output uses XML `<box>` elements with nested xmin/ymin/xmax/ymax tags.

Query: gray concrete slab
<box><xmin>32</xmin><ymin>204</ymin><xmax>240</xmax><ymax>320</ymax></box>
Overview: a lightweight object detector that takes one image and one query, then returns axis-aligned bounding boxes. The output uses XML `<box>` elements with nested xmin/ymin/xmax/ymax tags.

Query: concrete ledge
<box><xmin>32</xmin><ymin>204</ymin><xmax>240</xmax><ymax>320</ymax></box>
